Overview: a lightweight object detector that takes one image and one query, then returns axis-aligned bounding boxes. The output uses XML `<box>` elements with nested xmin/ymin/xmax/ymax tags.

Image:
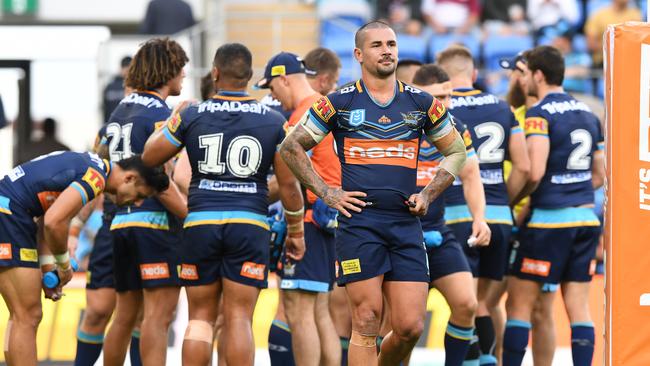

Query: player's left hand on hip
<box><xmin>406</xmin><ymin>193</ymin><xmax>429</xmax><ymax>216</ymax></box>
<box><xmin>285</xmin><ymin>236</ymin><xmax>305</xmax><ymax>261</ymax></box>
<box><xmin>471</xmin><ymin>219</ymin><xmax>491</xmax><ymax>246</ymax></box>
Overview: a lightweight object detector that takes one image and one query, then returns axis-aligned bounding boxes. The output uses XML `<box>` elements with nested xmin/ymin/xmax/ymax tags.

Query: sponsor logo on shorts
<box><xmin>341</xmin><ymin>259</ymin><xmax>361</xmax><ymax>275</ymax></box>
<box><xmin>343</xmin><ymin>138</ymin><xmax>418</xmax><ymax>168</ymax></box>
<box><xmin>81</xmin><ymin>168</ymin><xmax>105</xmax><ymax>197</ymax></box>
<box><xmin>0</xmin><ymin>243</ymin><xmax>11</xmax><ymax>260</ymax></box>
<box><xmin>521</xmin><ymin>258</ymin><xmax>551</xmax><ymax>277</ymax></box>
<box><xmin>589</xmin><ymin>260</ymin><xmax>597</xmax><ymax>275</ymax></box>
<box><xmin>180</xmin><ymin>264</ymin><xmax>199</xmax><ymax>280</ymax></box>
<box><xmin>20</xmin><ymin>248</ymin><xmax>38</xmax><ymax>262</ymax></box>
<box><xmin>140</xmin><ymin>263</ymin><xmax>170</xmax><ymax>280</ymax></box>
<box><xmin>241</xmin><ymin>261</ymin><xmax>266</xmax><ymax>280</ymax></box>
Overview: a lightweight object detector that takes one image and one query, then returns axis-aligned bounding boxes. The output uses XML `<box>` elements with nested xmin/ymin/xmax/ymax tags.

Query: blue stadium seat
<box><xmin>428</xmin><ymin>33</ymin><xmax>481</xmax><ymax>61</ymax></box>
<box><xmin>587</xmin><ymin>0</ymin><xmax>611</xmax><ymax>17</ymax></box>
<box><xmin>320</xmin><ymin>19</ymin><xmax>355</xmax><ymax>56</ymax></box>
<box><xmin>338</xmin><ymin>56</ymin><xmax>361</xmax><ymax>85</ymax></box>
<box><xmin>483</xmin><ymin>35</ymin><xmax>533</xmax><ymax>70</ymax></box>
<box><xmin>397</xmin><ymin>34</ymin><xmax>427</xmax><ymax>62</ymax></box>
<box><xmin>573</xmin><ymin>34</ymin><xmax>588</xmax><ymax>53</ymax></box>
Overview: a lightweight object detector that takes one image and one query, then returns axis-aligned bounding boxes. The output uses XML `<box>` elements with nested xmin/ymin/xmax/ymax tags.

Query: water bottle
<box><xmin>43</xmin><ymin>258</ymin><xmax>79</xmax><ymax>288</ymax></box>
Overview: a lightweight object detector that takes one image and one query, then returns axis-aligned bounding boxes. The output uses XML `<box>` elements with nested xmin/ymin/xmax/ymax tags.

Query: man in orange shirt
<box><xmin>256</xmin><ymin>52</ymin><xmax>342</xmax><ymax>366</ymax></box>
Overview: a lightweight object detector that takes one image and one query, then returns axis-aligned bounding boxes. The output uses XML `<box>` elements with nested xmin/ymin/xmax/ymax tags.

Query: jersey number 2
<box><xmin>567</xmin><ymin>129</ymin><xmax>592</xmax><ymax>170</ymax></box>
<box><xmin>198</xmin><ymin>133</ymin><xmax>262</xmax><ymax>178</ymax></box>
<box><xmin>474</xmin><ymin>122</ymin><xmax>505</xmax><ymax>163</ymax></box>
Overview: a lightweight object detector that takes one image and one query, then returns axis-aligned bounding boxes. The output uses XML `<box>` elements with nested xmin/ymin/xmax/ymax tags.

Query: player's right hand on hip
<box><xmin>322</xmin><ymin>188</ymin><xmax>367</xmax><ymax>218</ymax></box>
<box><xmin>285</xmin><ymin>236</ymin><xmax>306</xmax><ymax>261</ymax></box>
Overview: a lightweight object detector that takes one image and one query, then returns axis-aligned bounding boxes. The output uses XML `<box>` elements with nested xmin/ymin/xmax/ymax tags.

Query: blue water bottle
<box><xmin>43</xmin><ymin>258</ymin><xmax>79</xmax><ymax>288</ymax></box>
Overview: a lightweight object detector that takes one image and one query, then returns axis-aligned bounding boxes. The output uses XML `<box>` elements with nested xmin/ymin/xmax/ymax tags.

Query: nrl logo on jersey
<box><xmin>400</xmin><ymin>112</ymin><xmax>422</xmax><ymax>129</ymax></box>
<box><xmin>349</xmin><ymin>109</ymin><xmax>366</xmax><ymax>127</ymax></box>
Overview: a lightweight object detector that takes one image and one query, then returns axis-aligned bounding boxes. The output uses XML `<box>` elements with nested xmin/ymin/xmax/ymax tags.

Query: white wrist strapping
<box><xmin>70</xmin><ymin>216</ymin><xmax>85</xmax><ymax>229</ymax></box>
<box><xmin>283</xmin><ymin>207</ymin><xmax>305</xmax><ymax>217</ymax></box>
<box><xmin>39</xmin><ymin>255</ymin><xmax>56</xmax><ymax>266</ymax></box>
<box><xmin>54</xmin><ymin>251</ymin><xmax>70</xmax><ymax>265</ymax></box>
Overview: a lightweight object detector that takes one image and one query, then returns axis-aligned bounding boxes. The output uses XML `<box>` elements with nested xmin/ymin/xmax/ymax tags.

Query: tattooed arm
<box><xmin>279</xmin><ymin>123</ymin><xmax>366</xmax><ymax>218</ymax></box>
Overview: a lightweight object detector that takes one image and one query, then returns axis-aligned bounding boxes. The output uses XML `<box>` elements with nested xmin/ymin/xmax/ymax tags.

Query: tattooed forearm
<box><xmin>421</xmin><ymin>168</ymin><xmax>455</xmax><ymax>204</ymax></box>
<box><xmin>279</xmin><ymin>125</ymin><xmax>330</xmax><ymax>198</ymax></box>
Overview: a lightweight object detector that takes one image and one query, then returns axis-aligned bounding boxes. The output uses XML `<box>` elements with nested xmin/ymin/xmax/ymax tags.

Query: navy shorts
<box><xmin>0</xmin><ymin>195</ymin><xmax>38</xmax><ymax>268</ymax></box>
<box><xmin>111</xmin><ymin>211</ymin><xmax>181</xmax><ymax>292</ymax></box>
<box><xmin>281</xmin><ymin>222</ymin><xmax>336</xmax><ymax>292</ymax></box>
<box><xmin>510</xmin><ymin>208</ymin><xmax>600</xmax><ymax>284</ymax></box>
<box><xmin>335</xmin><ymin>208</ymin><xmax>429</xmax><ymax>285</ymax></box>
<box><xmin>180</xmin><ymin>211</ymin><xmax>270</xmax><ymax>288</ymax></box>
<box><xmin>86</xmin><ymin>219</ymin><xmax>114</xmax><ymax>289</ymax></box>
<box><xmin>447</xmin><ymin>205</ymin><xmax>513</xmax><ymax>281</ymax></box>
<box><xmin>426</xmin><ymin>226</ymin><xmax>471</xmax><ymax>283</ymax></box>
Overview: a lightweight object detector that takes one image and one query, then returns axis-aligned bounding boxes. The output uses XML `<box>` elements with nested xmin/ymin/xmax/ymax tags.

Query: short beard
<box><xmin>374</xmin><ymin>62</ymin><xmax>396</xmax><ymax>78</ymax></box>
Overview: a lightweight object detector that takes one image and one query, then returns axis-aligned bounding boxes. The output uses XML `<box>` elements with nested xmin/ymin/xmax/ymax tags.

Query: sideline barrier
<box><xmin>604</xmin><ymin>22</ymin><xmax>650</xmax><ymax>366</ymax></box>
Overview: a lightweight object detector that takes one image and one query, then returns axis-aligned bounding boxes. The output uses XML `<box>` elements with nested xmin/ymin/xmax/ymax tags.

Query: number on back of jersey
<box><xmin>198</xmin><ymin>133</ymin><xmax>262</xmax><ymax>178</ymax></box>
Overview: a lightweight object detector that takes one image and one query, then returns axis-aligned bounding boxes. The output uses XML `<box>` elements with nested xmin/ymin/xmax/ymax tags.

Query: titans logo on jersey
<box><xmin>162</xmin><ymin>93</ymin><xmax>286</xmax><ymax>219</ymax></box>
<box><xmin>100</xmin><ymin>90</ymin><xmax>171</xmax><ymax>214</ymax></box>
<box><xmin>444</xmin><ymin>89</ymin><xmax>521</xmax><ymax>207</ymax></box>
<box><xmin>524</xmin><ymin>92</ymin><xmax>604</xmax><ymax>208</ymax></box>
<box><xmin>418</xmin><ymin>119</ymin><xmax>476</xmax><ymax>230</ymax></box>
<box><xmin>302</xmin><ymin>80</ymin><xmax>455</xmax><ymax>210</ymax></box>
<box><xmin>0</xmin><ymin>151</ymin><xmax>110</xmax><ymax>217</ymax></box>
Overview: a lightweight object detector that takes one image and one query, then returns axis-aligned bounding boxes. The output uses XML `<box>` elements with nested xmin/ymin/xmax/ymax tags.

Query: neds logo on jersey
<box><xmin>343</xmin><ymin>138</ymin><xmax>418</xmax><ymax>168</ymax></box>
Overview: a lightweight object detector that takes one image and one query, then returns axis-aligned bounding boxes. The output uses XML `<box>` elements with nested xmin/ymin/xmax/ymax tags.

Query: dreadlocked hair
<box><xmin>125</xmin><ymin>38</ymin><xmax>188</xmax><ymax>90</ymax></box>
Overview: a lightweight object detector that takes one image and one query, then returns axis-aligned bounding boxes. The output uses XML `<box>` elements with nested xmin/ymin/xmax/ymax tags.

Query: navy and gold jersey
<box><xmin>0</xmin><ymin>151</ymin><xmax>110</xmax><ymax>217</ymax></box>
<box><xmin>100</xmin><ymin>91</ymin><xmax>170</xmax><ymax>213</ymax></box>
<box><xmin>302</xmin><ymin>79</ymin><xmax>454</xmax><ymax>211</ymax></box>
<box><xmin>162</xmin><ymin>92</ymin><xmax>286</xmax><ymax>216</ymax></box>
<box><xmin>524</xmin><ymin>92</ymin><xmax>604</xmax><ymax>208</ymax></box>
<box><xmin>444</xmin><ymin>89</ymin><xmax>521</xmax><ymax>206</ymax></box>
<box><xmin>418</xmin><ymin>119</ymin><xmax>476</xmax><ymax>230</ymax></box>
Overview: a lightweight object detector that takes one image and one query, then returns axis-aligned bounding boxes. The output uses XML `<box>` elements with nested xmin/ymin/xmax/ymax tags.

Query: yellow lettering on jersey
<box><xmin>20</xmin><ymin>248</ymin><xmax>38</xmax><ymax>262</ymax></box>
<box><xmin>313</xmin><ymin>97</ymin><xmax>335</xmax><ymax>123</ymax></box>
<box><xmin>428</xmin><ymin>98</ymin><xmax>446</xmax><ymax>122</ymax></box>
<box><xmin>82</xmin><ymin>168</ymin><xmax>105</xmax><ymax>197</ymax></box>
<box><xmin>167</xmin><ymin>112</ymin><xmax>182</xmax><ymax>133</ymax></box>
<box><xmin>341</xmin><ymin>259</ymin><xmax>361</xmax><ymax>275</ymax></box>
<box><xmin>524</xmin><ymin>117</ymin><xmax>549</xmax><ymax>136</ymax></box>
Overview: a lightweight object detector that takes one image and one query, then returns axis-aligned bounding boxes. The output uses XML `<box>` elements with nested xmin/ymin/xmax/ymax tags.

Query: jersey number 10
<box><xmin>198</xmin><ymin>133</ymin><xmax>262</xmax><ymax>178</ymax></box>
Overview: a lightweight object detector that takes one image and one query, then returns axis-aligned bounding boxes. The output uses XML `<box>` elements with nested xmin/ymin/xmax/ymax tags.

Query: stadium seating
<box><xmin>428</xmin><ymin>33</ymin><xmax>481</xmax><ymax>62</ymax></box>
<box><xmin>397</xmin><ymin>34</ymin><xmax>428</xmax><ymax>62</ymax></box>
<box><xmin>483</xmin><ymin>35</ymin><xmax>533</xmax><ymax>70</ymax></box>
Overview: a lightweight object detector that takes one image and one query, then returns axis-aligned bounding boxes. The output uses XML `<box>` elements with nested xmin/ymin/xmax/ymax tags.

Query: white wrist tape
<box><xmin>54</xmin><ymin>251</ymin><xmax>70</xmax><ymax>265</ymax></box>
<box><xmin>283</xmin><ymin>207</ymin><xmax>305</xmax><ymax>217</ymax></box>
<box><xmin>39</xmin><ymin>255</ymin><xmax>56</xmax><ymax>266</ymax></box>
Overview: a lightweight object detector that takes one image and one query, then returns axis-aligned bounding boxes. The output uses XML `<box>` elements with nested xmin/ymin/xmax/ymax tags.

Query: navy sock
<box><xmin>444</xmin><ymin>322</ymin><xmax>474</xmax><ymax>366</ymax></box>
<box><xmin>475</xmin><ymin>316</ymin><xmax>497</xmax><ymax>365</ymax></box>
<box><xmin>74</xmin><ymin>330</ymin><xmax>104</xmax><ymax>366</ymax></box>
<box><xmin>502</xmin><ymin>319</ymin><xmax>531</xmax><ymax>366</ymax></box>
<box><xmin>462</xmin><ymin>334</ymin><xmax>480</xmax><ymax>366</ymax></box>
<box><xmin>340</xmin><ymin>337</ymin><xmax>349</xmax><ymax>366</ymax></box>
<box><xmin>268</xmin><ymin>320</ymin><xmax>295</xmax><ymax>366</ymax></box>
<box><xmin>571</xmin><ymin>322</ymin><xmax>595</xmax><ymax>366</ymax></box>
<box><xmin>130</xmin><ymin>330</ymin><xmax>142</xmax><ymax>366</ymax></box>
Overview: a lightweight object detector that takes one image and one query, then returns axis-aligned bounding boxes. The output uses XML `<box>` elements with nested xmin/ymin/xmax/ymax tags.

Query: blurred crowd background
<box><xmin>0</xmin><ymin>0</ymin><xmax>643</xmax><ymax>173</ymax></box>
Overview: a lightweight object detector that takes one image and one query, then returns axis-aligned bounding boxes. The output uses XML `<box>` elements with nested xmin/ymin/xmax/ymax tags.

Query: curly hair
<box><xmin>125</xmin><ymin>38</ymin><xmax>188</xmax><ymax>90</ymax></box>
